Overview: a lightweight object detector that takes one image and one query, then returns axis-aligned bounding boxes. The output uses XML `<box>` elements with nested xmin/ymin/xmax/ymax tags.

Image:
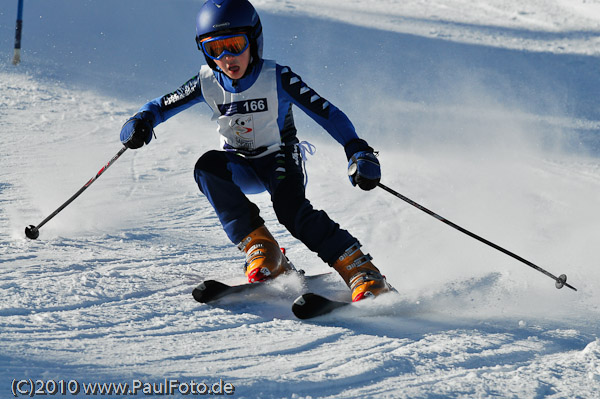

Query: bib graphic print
<box><xmin>199</xmin><ymin>60</ymin><xmax>280</xmax><ymax>158</ymax></box>
<box><xmin>229</xmin><ymin>114</ymin><xmax>254</xmax><ymax>149</ymax></box>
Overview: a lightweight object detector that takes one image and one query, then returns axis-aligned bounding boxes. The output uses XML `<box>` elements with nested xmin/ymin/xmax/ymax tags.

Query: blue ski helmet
<box><xmin>196</xmin><ymin>0</ymin><xmax>263</xmax><ymax>70</ymax></box>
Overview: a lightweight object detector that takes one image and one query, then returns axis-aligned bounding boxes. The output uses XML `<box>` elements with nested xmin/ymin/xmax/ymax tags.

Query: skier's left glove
<box><xmin>345</xmin><ymin>139</ymin><xmax>381</xmax><ymax>191</ymax></box>
<box><xmin>120</xmin><ymin>112</ymin><xmax>155</xmax><ymax>149</ymax></box>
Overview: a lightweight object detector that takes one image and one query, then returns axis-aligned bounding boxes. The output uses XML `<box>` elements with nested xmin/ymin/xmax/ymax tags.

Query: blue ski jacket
<box><xmin>135</xmin><ymin>59</ymin><xmax>369</xmax><ymax>158</ymax></box>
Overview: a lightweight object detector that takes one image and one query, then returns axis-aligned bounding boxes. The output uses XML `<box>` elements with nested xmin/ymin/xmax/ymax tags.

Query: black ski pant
<box><xmin>193</xmin><ymin>144</ymin><xmax>355</xmax><ymax>264</ymax></box>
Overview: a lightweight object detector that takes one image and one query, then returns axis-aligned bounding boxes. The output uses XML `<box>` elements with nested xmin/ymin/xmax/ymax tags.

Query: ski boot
<box><xmin>332</xmin><ymin>242</ymin><xmax>393</xmax><ymax>302</ymax></box>
<box><xmin>238</xmin><ymin>225</ymin><xmax>293</xmax><ymax>283</ymax></box>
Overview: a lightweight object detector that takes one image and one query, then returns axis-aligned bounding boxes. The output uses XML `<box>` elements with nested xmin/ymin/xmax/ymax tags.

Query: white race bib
<box><xmin>199</xmin><ymin>60</ymin><xmax>281</xmax><ymax>158</ymax></box>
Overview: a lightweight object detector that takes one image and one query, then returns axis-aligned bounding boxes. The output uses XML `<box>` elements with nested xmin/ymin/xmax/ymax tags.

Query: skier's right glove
<box><xmin>120</xmin><ymin>112</ymin><xmax>155</xmax><ymax>149</ymax></box>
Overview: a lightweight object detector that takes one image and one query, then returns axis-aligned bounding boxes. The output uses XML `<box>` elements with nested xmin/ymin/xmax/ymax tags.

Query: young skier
<box><xmin>120</xmin><ymin>0</ymin><xmax>392</xmax><ymax>302</ymax></box>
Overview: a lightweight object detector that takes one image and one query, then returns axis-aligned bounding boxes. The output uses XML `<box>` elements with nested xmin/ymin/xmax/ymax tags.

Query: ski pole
<box><xmin>12</xmin><ymin>0</ymin><xmax>24</xmax><ymax>65</ymax></box>
<box><xmin>377</xmin><ymin>182</ymin><xmax>577</xmax><ymax>291</ymax></box>
<box><xmin>25</xmin><ymin>146</ymin><xmax>128</xmax><ymax>240</ymax></box>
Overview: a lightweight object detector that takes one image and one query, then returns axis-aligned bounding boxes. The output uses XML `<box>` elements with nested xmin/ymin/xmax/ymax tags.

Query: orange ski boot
<box><xmin>238</xmin><ymin>225</ymin><xmax>293</xmax><ymax>283</ymax></box>
<box><xmin>332</xmin><ymin>242</ymin><xmax>392</xmax><ymax>301</ymax></box>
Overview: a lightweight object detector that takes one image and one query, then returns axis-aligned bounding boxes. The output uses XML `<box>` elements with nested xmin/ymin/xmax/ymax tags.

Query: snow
<box><xmin>1</xmin><ymin>0</ymin><xmax>599</xmax><ymax>398</ymax></box>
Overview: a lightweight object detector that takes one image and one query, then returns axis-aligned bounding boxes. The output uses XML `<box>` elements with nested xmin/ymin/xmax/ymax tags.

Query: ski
<box><xmin>192</xmin><ymin>272</ymin><xmax>331</xmax><ymax>303</ymax></box>
<box><xmin>192</xmin><ymin>279</ymin><xmax>260</xmax><ymax>303</ymax></box>
<box><xmin>292</xmin><ymin>293</ymin><xmax>351</xmax><ymax>319</ymax></box>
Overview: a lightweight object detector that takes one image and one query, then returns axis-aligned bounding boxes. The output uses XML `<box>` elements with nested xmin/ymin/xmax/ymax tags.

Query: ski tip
<box><xmin>292</xmin><ymin>293</ymin><xmax>349</xmax><ymax>320</ymax></box>
<box><xmin>293</xmin><ymin>293</ymin><xmax>324</xmax><ymax>306</ymax></box>
<box><xmin>192</xmin><ymin>283</ymin><xmax>209</xmax><ymax>303</ymax></box>
<box><xmin>192</xmin><ymin>280</ymin><xmax>230</xmax><ymax>303</ymax></box>
<box><xmin>292</xmin><ymin>293</ymin><xmax>319</xmax><ymax>319</ymax></box>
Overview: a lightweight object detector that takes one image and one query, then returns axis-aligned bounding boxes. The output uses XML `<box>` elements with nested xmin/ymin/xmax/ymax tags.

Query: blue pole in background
<box><xmin>12</xmin><ymin>0</ymin><xmax>24</xmax><ymax>65</ymax></box>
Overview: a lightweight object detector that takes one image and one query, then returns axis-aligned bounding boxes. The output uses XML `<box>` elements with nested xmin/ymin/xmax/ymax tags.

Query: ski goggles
<box><xmin>198</xmin><ymin>34</ymin><xmax>250</xmax><ymax>60</ymax></box>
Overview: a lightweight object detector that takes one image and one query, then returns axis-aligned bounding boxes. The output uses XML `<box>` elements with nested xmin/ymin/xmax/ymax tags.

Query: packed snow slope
<box><xmin>1</xmin><ymin>0</ymin><xmax>600</xmax><ymax>398</ymax></box>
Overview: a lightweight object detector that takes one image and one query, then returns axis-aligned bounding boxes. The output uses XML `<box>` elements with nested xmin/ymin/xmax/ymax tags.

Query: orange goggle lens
<box><xmin>200</xmin><ymin>34</ymin><xmax>249</xmax><ymax>60</ymax></box>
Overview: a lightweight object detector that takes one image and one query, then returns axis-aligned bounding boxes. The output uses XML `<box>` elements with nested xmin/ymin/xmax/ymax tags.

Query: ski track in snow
<box><xmin>1</xmin><ymin>0</ymin><xmax>600</xmax><ymax>398</ymax></box>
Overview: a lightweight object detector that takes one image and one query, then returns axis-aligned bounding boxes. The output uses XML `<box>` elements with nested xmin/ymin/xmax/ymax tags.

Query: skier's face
<box><xmin>214</xmin><ymin>47</ymin><xmax>251</xmax><ymax>80</ymax></box>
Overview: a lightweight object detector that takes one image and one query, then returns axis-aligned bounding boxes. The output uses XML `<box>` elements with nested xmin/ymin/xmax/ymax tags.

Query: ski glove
<box><xmin>120</xmin><ymin>112</ymin><xmax>155</xmax><ymax>149</ymax></box>
<box><xmin>348</xmin><ymin>151</ymin><xmax>381</xmax><ymax>190</ymax></box>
